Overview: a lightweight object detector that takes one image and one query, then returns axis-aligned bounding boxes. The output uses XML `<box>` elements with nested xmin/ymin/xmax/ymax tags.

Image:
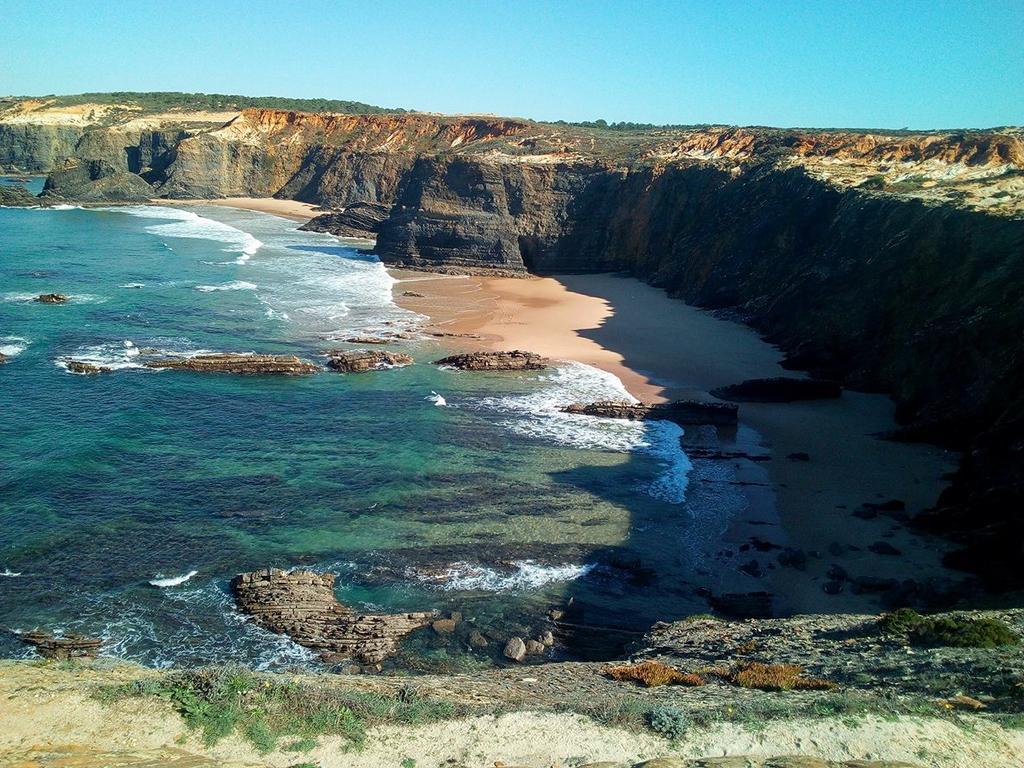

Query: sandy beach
<box><xmin>157</xmin><ymin>196</ymin><xmax>321</xmax><ymax>221</ymax></box>
<box><xmin>393</xmin><ymin>271</ymin><xmax>959</xmax><ymax>615</ymax></box>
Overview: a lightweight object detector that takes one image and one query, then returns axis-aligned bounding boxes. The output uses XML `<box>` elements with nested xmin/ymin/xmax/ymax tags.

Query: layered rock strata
<box><xmin>325</xmin><ymin>349</ymin><xmax>413</xmax><ymax>372</ymax></box>
<box><xmin>563</xmin><ymin>399</ymin><xmax>739</xmax><ymax>426</ymax></box>
<box><xmin>231</xmin><ymin>568</ymin><xmax>434</xmax><ymax>664</ymax></box>
<box><xmin>435</xmin><ymin>350</ymin><xmax>549</xmax><ymax>370</ymax></box>
<box><xmin>144</xmin><ymin>353</ymin><xmax>318</xmax><ymax>375</ymax></box>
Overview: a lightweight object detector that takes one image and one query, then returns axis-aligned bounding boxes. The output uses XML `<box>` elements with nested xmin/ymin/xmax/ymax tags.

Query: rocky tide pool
<box><xmin>0</xmin><ymin>193</ymin><xmax>746</xmax><ymax>670</ymax></box>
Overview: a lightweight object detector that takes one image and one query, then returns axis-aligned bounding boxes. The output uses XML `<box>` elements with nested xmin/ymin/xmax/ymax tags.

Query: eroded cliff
<box><xmin>3</xmin><ymin>97</ymin><xmax>1023</xmax><ymax>588</ymax></box>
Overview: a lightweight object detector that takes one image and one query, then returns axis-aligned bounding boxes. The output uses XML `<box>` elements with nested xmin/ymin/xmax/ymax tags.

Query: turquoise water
<box><xmin>0</xmin><ymin>192</ymin><xmax>743</xmax><ymax>669</ymax></box>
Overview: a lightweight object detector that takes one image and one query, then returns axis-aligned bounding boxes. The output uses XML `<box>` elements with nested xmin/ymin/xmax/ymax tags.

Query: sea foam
<box><xmin>113</xmin><ymin>206</ymin><xmax>263</xmax><ymax>261</ymax></box>
<box><xmin>476</xmin><ymin>362</ymin><xmax>692</xmax><ymax>503</ymax></box>
<box><xmin>408</xmin><ymin>560</ymin><xmax>595</xmax><ymax>592</ymax></box>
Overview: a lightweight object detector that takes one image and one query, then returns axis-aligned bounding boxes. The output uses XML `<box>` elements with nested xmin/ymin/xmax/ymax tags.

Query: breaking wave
<box><xmin>408</xmin><ymin>560</ymin><xmax>596</xmax><ymax>592</ymax></box>
<box><xmin>474</xmin><ymin>362</ymin><xmax>692</xmax><ymax>503</ymax></box>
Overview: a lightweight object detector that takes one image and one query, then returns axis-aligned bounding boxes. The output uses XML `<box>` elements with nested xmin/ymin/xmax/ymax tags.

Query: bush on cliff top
<box><xmin>879</xmin><ymin>609</ymin><xmax>1019</xmax><ymax>648</ymax></box>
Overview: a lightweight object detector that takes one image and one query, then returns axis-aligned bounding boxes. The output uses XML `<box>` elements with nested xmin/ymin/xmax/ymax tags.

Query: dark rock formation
<box><xmin>21</xmin><ymin>630</ymin><xmax>102</xmax><ymax>660</ymax></box>
<box><xmin>434</xmin><ymin>350</ymin><xmax>548</xmax><ymax>371</ymax></box>
<box><xmin>35</xmin><ymin>293</ymin><xmax>68</xmax><ymax>304</ymax></box>
<box><xmin>563</xmin><ymin>399</ymin><xmax>739</xmax><ymax>426</ymax></box>
<box><xmin>231</xmin><ymin>568</ymin><xmax>434</xmax><ymax>664</ymax></box>
<box><xmin>43</xmin><ymin>158</ymin><xmax>154</xmax><ymax>202</ymax></box>
<box><xmin>0</xmin><ymin>184</ymin><xmax>38</xmax><ymax>206</ymax></box>
<box><xmin>144</xmin><ymin>353</ymin><xmax>318</xmax><ymax>375</ymax></box>
<box><xmin>325</xmin><ymin>349</ymin><xmax>412</xmax><ymax>373</ymax></box>
<box><xmin>0</xmin><ymin>352</ymin><xmax>6</xmax><ymax>365</ymax></box>
<box><xmin>300</xmin><ymin>202</ymin><xmax>390</xmax><ymax>238</ymax></box>
<box><xmin>65</xmin><ymin>360</ymin><xmax>111</xmax><ymax>374</ymax></box>
<box><xmin>711</xmin><ymin>377</ymin><xmax>843</xmax><ymax>402</ymax></box>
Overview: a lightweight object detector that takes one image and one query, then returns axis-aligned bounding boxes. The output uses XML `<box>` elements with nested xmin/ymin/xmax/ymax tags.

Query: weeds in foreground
<box><xmin>603</xmin><ymin>660</ymin><xmax>705</xmax><ymax>688</ymax></box>
<box><xmin>95</xmin><ymin>667</ymin><xmax>467</xmax><ymax>753</ymax></box>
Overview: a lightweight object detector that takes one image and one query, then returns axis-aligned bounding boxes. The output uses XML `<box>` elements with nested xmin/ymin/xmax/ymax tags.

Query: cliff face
<box><xmin>3</xmin><ymin>99</ymin><xmax>1023</xmax><ymax>588</ymax></box>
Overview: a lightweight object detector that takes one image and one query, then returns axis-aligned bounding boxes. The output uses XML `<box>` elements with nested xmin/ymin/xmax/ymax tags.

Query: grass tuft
<box><xmin>727</xmin><ymin>662</ymin><xmax>837</xmax><ymax>692</ymax></box>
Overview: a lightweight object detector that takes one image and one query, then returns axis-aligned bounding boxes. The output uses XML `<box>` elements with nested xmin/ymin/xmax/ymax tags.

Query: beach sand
<box><xmin>157</xmin><ymin>196</ymin><xmax>321</xmax><ymax>221</ymax></box>
<box><xmin>393</xmin><ymin>271</ymin><xmax>959</xmax><ymax>615</ymax></box>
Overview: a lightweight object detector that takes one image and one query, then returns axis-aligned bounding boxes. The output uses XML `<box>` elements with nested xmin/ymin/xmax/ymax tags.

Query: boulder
<box><xmin>711</xmin><ymin>377</ymin><xmax>842</xmax><ymax>402</ymax></box>
<box><xmin>563</xmin><ymin>399</ymin><xmax>738</xmax><ymax>426</ymax></box>
<box><xmin>231</xmin><ymin>568</ymin><xmax>434</xmax><ymax>664</ymax></box>
<box><xmin>402</xmin><ymin>290</ymin><xmax>425</xmax><ymax>297</ymax></box>
<box><xmin>525</xmin><ymin>639</ymin><xmax>546</xmax><ymax>655</ymax></box>
<box><xmin>21</xmin><ymin>630</ymin><xmax>102</xmax><ymax>660</ymax></box>
<box><xmin>431</xmin><ymin>618</ymin><xmax>458</xmax><ymax>635</ymax></box>
<box><xmin>503</xmin><ymin>636</ymin><xmax>527</xmax><ymax>661</ymax></box>
<box><xmin>468</xmin><ymin>629</ymin><xmax>489</xmax><ymax>648</ymax></box>
<box><xmin>326</xmin><ymin>349</ymin><xmax>412</xmax><ymax>373</ymax></box>
<box><xmin>540</xmin><ymin>629</ymin><xmax>555</xmax><ymax>646</ymax></box>
<box><xmin>35</xmin><ymin>293</ymin><xmax>68</xmax><ymax>304</ymax></box>
<box><xmin>0</xmin><ymin>352</ymin><xmax>6</xmax><ymax>364</ymax></box>
<box><xmin>66</xmin><ymin>360</ymin><xmax>111</xmax><ymax>374</ymax></box>
<box><xmin>145</xmin><ymin>353</ymin><xmax>318</xmax><ymax>375</ymax></box>
<box><xmin>435</xmin><ymin>350</ymin><xmax>548</xmax><ymax>371</ymax></box>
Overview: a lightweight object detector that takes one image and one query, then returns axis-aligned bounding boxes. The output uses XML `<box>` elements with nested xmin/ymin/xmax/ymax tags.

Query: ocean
<box><xmin>0</xmin><ymin>187</ymin><xmax>744</xmax><ymax>670</ymax></box>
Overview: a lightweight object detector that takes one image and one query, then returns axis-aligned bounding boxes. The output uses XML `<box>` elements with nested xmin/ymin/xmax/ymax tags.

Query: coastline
<box><xmin>155</xmin><ymin>196</ymin><xmax>321</xmax><ymax>222</ymax></box>
<box><xmin>392</xmin><ymin>270</ymin><xmax>959</xmax><ymax>615</ymax></box>
<box><xmin>161</xmin><ymin>196</ymin><xmax>959</xmax><ymax>616</ymax></box>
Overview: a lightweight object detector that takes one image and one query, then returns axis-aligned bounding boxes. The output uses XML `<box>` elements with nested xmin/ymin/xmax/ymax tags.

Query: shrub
<box><xmin>880</xmin><ymin>610</ymin><xmax>1018</xmax><ymax>648</ymax></box>
<box><xmin>603</xmin><ymin>660</ymin><xmax>705</xmax><ymax>688</ymax></box>
<box><xmin>647</xmin><ymin>705</ymin><xmax>689</xmax><ymax>740</ymax></box>
<box><xmin>879</xmin><ymin>607</ymin><xmax>925</xmax><ymax>634</ymax></box>
<box><xmin>729</xmin><ymin>662</ymin><xmax>837</xmax><ymax>692</ymax></box>
<box><xmin>911</xmin><ymin>616</ymin><xmax>1018</xmax><ymax>648</ymax></box>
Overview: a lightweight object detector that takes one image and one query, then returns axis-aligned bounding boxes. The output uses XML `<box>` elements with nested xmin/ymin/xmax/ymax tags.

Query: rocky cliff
<box><xmin>3</xmin><ymin>96</ymin><xmax>1023</xmax><ymax>588</ymax></box>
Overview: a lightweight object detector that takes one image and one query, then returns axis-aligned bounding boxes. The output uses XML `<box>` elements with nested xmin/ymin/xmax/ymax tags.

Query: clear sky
<box><xmin>3</xmin><ymin>0</ymin><xmax>1021</xmax><ymax>129</ymax></box>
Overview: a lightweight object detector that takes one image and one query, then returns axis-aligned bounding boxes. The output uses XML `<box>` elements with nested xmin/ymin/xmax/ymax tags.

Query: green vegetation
<box><xmin>6</xmin><ymin>91</ymin><xmax>406</xmax><ymax>115</ymax></box>
<box><xmin>879</xmin><ymin>609</ymin><xmax>1019</xmax><ymax>648</ymax></box>
<box><xmin>646</xmin><ymin>705</ymin><xmax>689</xmax><ymax>740</ymax></box>
<box><xmin>95</xmin><ymin>667</ymin><xmax>466</xmax><ymax>752</ymax></box>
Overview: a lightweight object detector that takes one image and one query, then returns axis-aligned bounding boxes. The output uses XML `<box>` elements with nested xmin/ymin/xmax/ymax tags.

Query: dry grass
<box><xmin>728</xmin><ymin>662</ymin><xmax>837</xmax><ymax>692</ymax></box>
<box><xmin>603</xmin><ymin>660</ymin><xmax>705</xmax><ymax>688</ymax></box>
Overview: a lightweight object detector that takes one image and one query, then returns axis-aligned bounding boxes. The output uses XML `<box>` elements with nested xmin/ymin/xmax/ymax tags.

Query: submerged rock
<box><xmin>0</xmin><ymin>352</ymin><xmax>6</xmax><ymax>364</ymax></box>
<box><xmin>35</xmin><ymin>293</ymin><xmax>68</xmax><ymax>304</ymax></box>
<box><xmin>435</xmin><ymin>350</ymin><xmax>549</xmax><ymax>371</ymax></box>
<box><xmin>145</xmin><ymin>353</ymin><xmax>318</xmax><ymax>375</ymax></box>
<box><xmin>65</xmin><ymin>360</ymin><xmax>111</xmax><ymax>375</ymax></box>
<box><xmin>231</xmin><ymin>568</ymin><xmax>434</xmax><ymax>664</ymax></box>
<box><xmin>563</xmin><ymin>399</ymin><xmax>739</xmax><ymax>426</ymax></box>
<box><xmin>711</xmin><ymin>377</ymin><xmax>842</xmax><ymax>402</ymax></box>
<box><xmin>21</xmin><ymin>630</ymin><xmax>102</xmax><ymax>660</ymax></box>
<box><xmin>326</xmin><ymin>349</ymin><xmax>413</xmax><ymax>373</ymax></box>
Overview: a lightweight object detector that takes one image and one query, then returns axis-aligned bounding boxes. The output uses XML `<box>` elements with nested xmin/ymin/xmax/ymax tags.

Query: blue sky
<box><xmin>3</xmin><ymin>0</ymin><xmax>1021</xmax><ymax>128</ymax></box>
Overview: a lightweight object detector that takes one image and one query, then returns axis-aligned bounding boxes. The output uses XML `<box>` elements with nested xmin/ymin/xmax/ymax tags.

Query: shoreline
<box><xmin>392</xmin><ymin>271</ymin><xmax>959</xmax><ymax>615</ymax></box>
<box><xmin>155</xmin><ymin>196</ymin><xmax>322</xmax><ymax>222</ymax></box>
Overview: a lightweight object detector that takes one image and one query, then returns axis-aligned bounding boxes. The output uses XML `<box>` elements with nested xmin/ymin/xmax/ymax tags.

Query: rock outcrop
<box><xmin>435</xmin><ymin>350</ymin><xmax>549</xmax><ymax>371</ymax></box>
<box><xmin>711</xmin><ymin>378</ymin><xmax>843</xmax><ymax>402</ymax></box>
<box><xmin>35</xmin><ymin>293</ymin><xmax>67</xmax><ymax>304</ymax></box>
<box><xmin>563</xmin><ymin>399</ymin><xmax>739</xmax><ymax>426</ymax></box>
<box><xmin>144</xmin><ymin>353</ymin><xmax>318</xmax><ymax>375</ymax></box>
<box><xmin>299</xmin><ymin>202</ymin><xmax>390</xmax><ymax>238</ymax></box>
<box><xmin>325</xmin><ymin>349</ymin><xmax>412</xmax><ymax>373</ymax></box>
<box><xmin>20</xmin><ymin>630</ymin><xmax>102</xmax><ymax>660</ymax></box>
<box><xmin>0</xmin><ymin>184</ymin><xmax>37</xmax><ymax>206</ymax></box>
<box><xmin>65</xmin><ymin>360</ymin><xmax>111</xmax><ymax>374</ymax></box>
<box><xmin>231</xmin><ymin>568</ymin><xmax>433</xmax><ymax>664</ymax></box>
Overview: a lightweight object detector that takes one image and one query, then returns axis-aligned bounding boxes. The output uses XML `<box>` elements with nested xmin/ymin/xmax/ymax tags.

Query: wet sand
<box><xmin>393</xmin><ymin>270</ymin><xmax>960</xmax><ymax>615</ymax></box>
